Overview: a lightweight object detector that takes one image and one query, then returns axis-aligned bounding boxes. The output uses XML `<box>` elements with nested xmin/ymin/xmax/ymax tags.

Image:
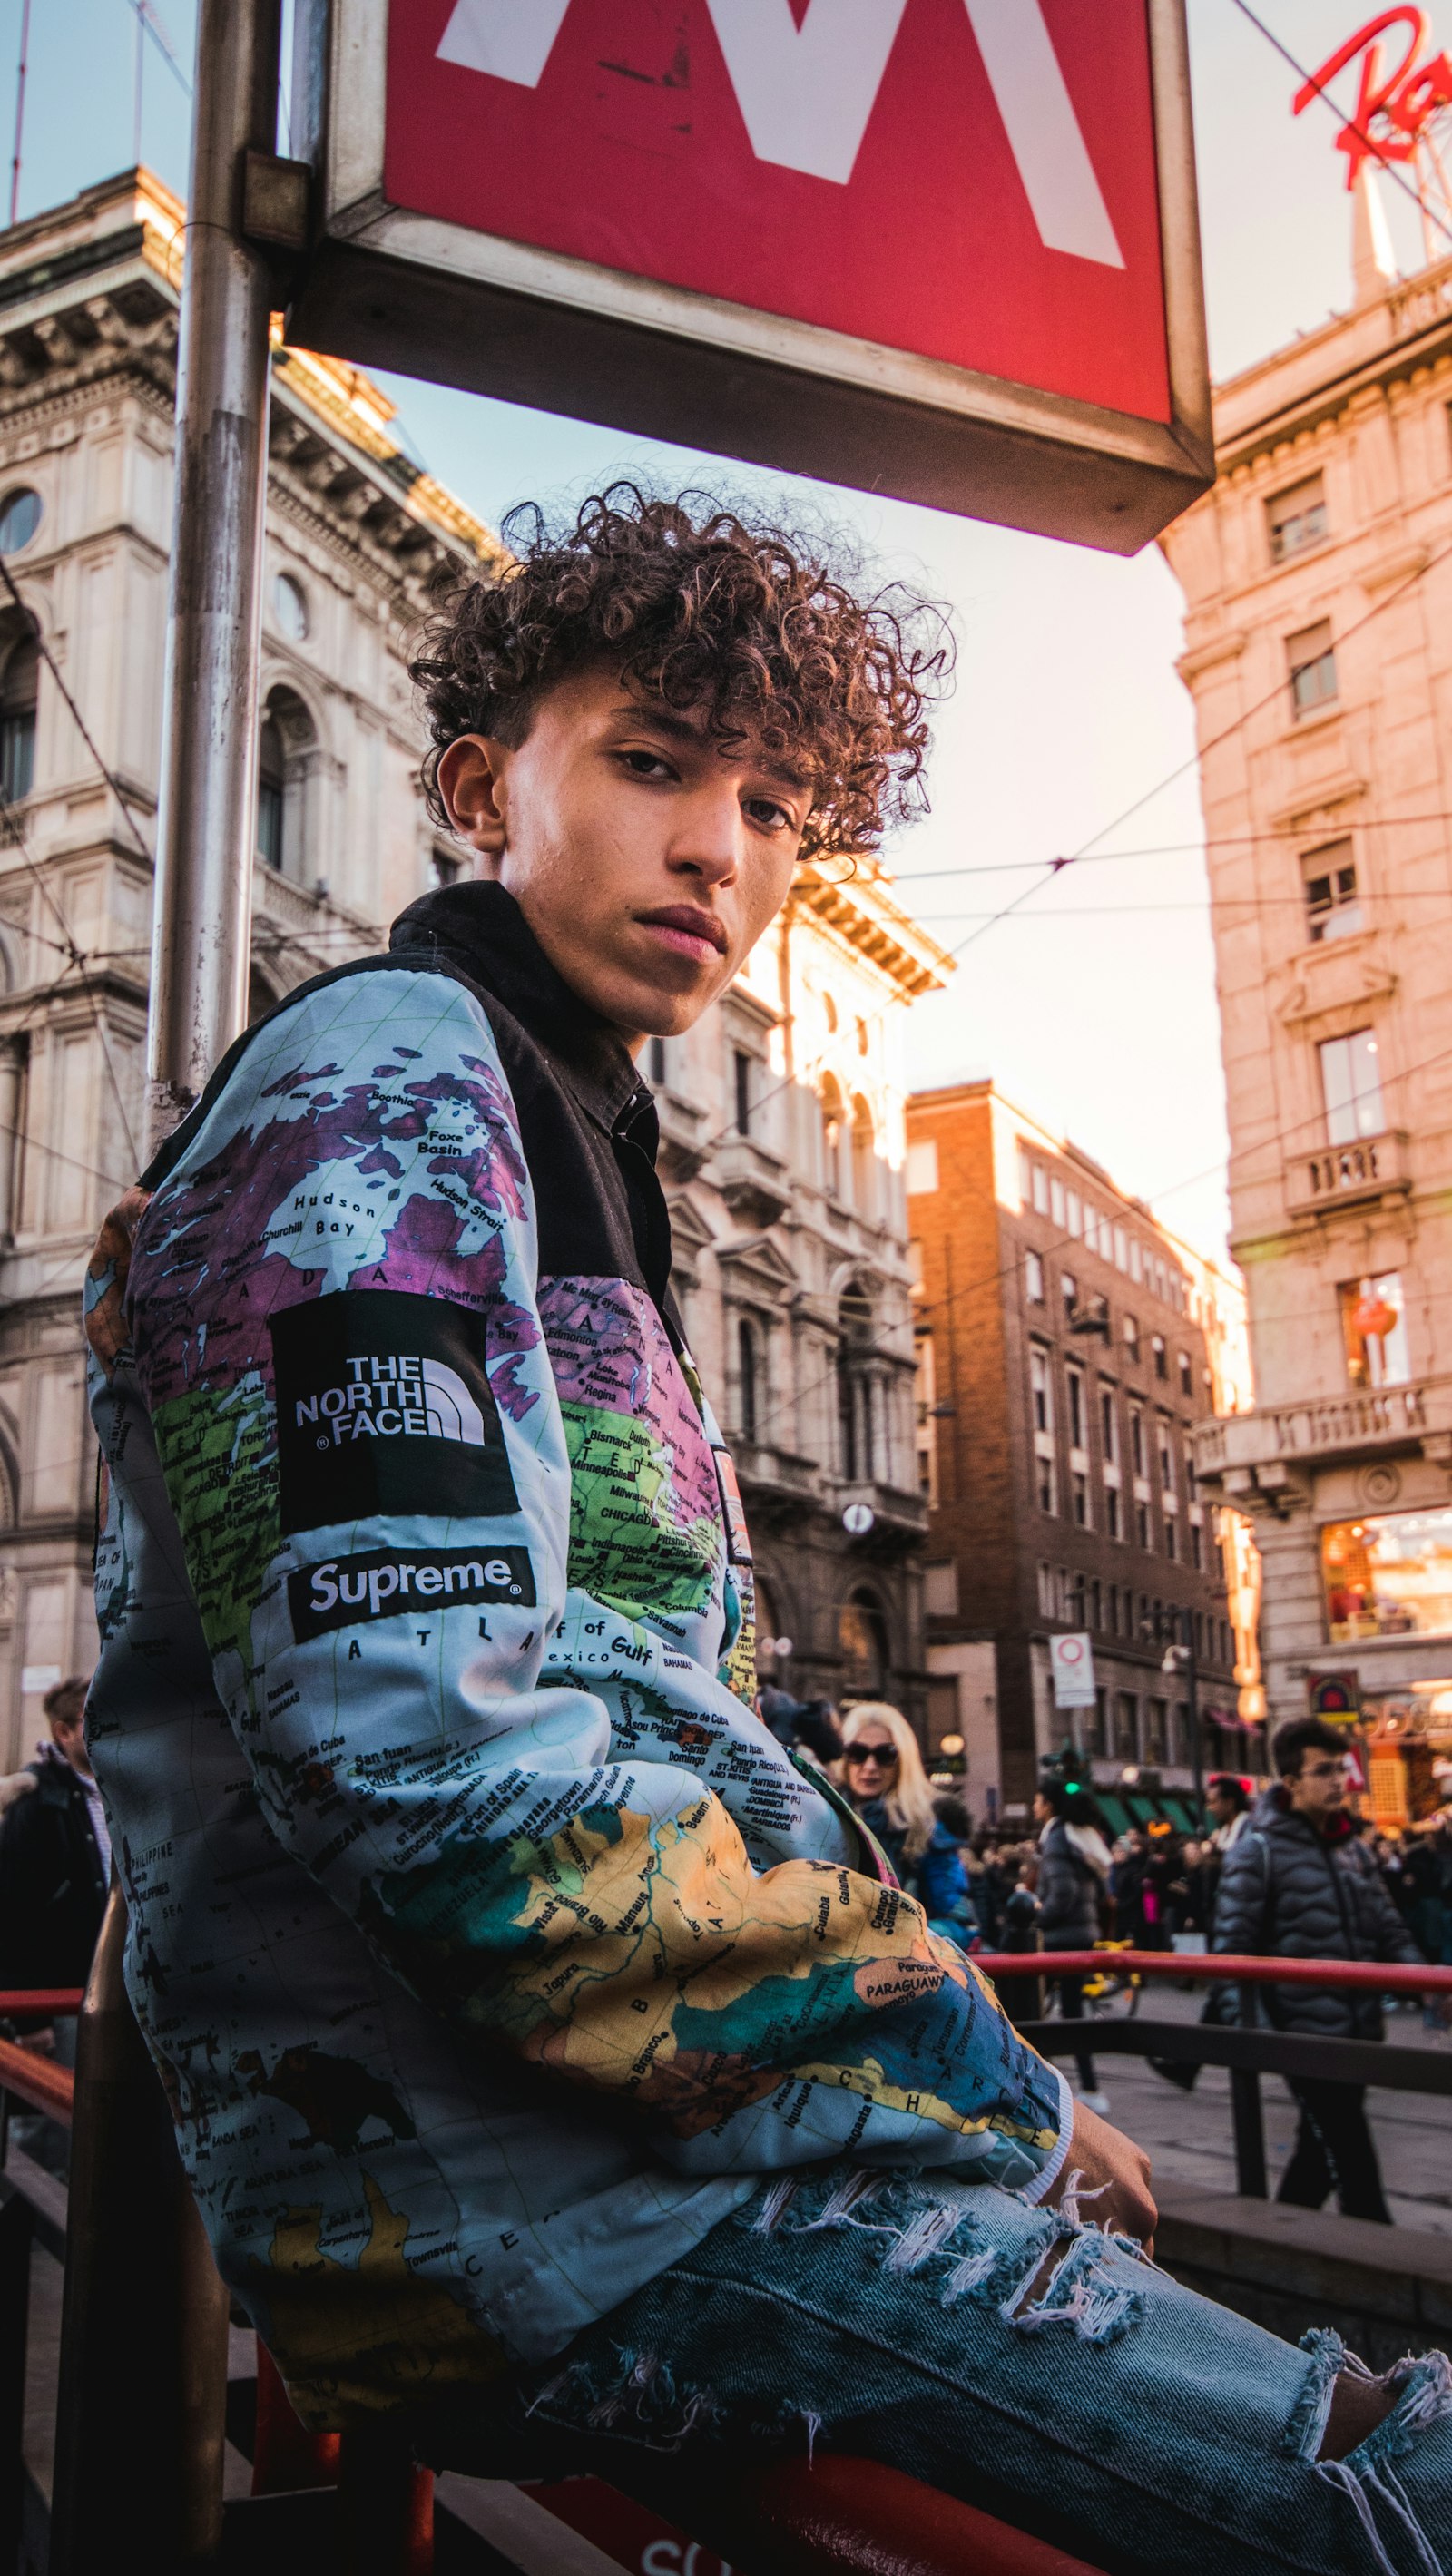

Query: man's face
<box><xmin>437</xmin><ymin>666</ymin><xmax>811</xmax><ymax>1051</ymax></box>
<box><xmin>1209</xmin><ymin>1787</ymin><xmax>1233</xmax><ymax>1827</ymax></box>
<box><xmin>1286</xmin><ymin>1747</ymin><xmax>1348</xmax><ymax>1821</ymax></box>
<box><xmin>50</xmin><ymin>1713</ymin><xmax>91</xmax><ymax>1778</ymax></box>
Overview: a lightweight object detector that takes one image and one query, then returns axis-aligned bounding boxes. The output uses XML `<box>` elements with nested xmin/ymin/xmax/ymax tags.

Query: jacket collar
<box><xmin>388</xmin><ymin>881</ymin><xmax>646</xmax><ymax>1132</ymax></box>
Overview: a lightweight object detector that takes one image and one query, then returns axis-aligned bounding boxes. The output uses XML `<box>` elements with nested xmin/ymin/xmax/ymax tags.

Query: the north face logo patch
<box><xmin>270</xmin><ymin>1289</ymin><xmax>519</xmax><ymax>1535</ymax></box>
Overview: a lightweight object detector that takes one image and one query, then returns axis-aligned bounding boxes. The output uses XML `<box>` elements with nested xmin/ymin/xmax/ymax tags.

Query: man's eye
<box><xmin>621</xmin><ymin>749</ymin><xmax>674</xmax><ymax>779</ymax></box>
<box><xmin>746</xmin><ymin>798</ymin><xmax>793</xmax><ymax>832</ymax></box>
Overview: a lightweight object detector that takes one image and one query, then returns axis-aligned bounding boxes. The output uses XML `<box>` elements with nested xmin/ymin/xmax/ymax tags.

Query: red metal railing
<box><xmin>0</xmin><ymin>2037</ymin><xmax>74</xmax><ymax>2123</ymax></box>
<box><xmin>0</xmin><ymin>1989</ymin><xmax>83</xmax><ymax>2019</ymax></box>
<box><xmin>972</xmin><ymin>1950</ymin><xmax>1452</xmax><ymax>1993</ymax></box>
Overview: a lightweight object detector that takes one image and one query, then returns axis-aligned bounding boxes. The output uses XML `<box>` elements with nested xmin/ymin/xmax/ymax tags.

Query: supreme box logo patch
<box><xmin>289</xmin><ymin>1544</ymin><xmax>536</xmax><ymax>1641</ymax></box>
<box><xmin>270</xmin><ymin>1289</ymin><xmax>518</xmax><ymax>1536</ymax></box>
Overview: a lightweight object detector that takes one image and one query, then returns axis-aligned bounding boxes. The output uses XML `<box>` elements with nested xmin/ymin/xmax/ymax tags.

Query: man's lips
<box><xmin>634</xmin><ymin>906</ymin><xmax>729</xmax><ymax>960</ymax></box>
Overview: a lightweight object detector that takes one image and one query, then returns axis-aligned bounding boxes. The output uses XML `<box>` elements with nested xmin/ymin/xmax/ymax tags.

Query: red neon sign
<box><xmin>1294</xmin><ymin>7</ymin><xmax>1452</xmax><ymax>184</ymax></box>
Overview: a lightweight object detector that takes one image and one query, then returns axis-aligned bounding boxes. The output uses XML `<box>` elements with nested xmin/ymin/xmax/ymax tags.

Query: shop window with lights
<box><xmin>1302</xmin><ymin>838</ymin><xmax>1362</xmax><ymax>944</ymax></box>
<box><xmin>1323</xmin><ymin>1507</ymin><xmax>1452</xmax><ymax>1641</ymax></box>
<box><xmin>1339</xmin><ymin>1272</ymin><xmax>1410</xmax><ymax>1389</ymax></box>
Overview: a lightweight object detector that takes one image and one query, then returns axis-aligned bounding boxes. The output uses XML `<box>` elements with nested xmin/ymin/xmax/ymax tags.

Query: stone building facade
<box><xmin>0</xmin><ymin>169</ymin><xmax>949</xmax><ymax>1767</ymax></box>
<box><xmin>906</xmin><ymin>1081</ymin><xmax>1254</xmax><ymax>1820</ymax></box>
<box><xmin>1161</xmin><ymin>200</ymin><xmax>1452</xmax><ymax>1815</ymax></box>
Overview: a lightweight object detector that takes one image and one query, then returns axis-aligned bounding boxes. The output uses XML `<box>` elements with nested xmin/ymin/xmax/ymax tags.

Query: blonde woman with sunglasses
<box><xmin>836</xmin><ymin>1702</ymin><xmax>973</xmax><ymax>1940</ymax></box>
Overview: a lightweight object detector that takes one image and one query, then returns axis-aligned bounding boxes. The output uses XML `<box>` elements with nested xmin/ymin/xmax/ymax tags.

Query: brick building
<box><xmin>906</xmin><ymin>1081</ymin><xmax>1255</xmax><ymax>1822</ymax></box>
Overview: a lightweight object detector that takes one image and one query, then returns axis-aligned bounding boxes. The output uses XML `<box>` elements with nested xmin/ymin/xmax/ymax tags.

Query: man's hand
<box><xmin>1045</xmin><ymin>2098</ymin><xmax>1157</xmax><ymax>2252</ymax></box>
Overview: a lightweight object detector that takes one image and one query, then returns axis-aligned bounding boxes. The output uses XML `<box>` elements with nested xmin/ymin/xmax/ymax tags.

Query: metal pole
<box><xmin>145</xmin><ymin>0</ymin><xmax>281</xmax><ymax>1156</ymax></box>
<box><xmin>8</xmin><ymin>0</ymin><xmax>30</xmax><ymax>230</ymax></box>
<box><xmin>1185</xmin><ymin>1608</ymin><xmax>1204</xmax><ymax>1825</ymax></box>
<box><xmin>51</xmin><ymin>1885</ymin><xmax>232</xmax><ymax>2572</ymax></box>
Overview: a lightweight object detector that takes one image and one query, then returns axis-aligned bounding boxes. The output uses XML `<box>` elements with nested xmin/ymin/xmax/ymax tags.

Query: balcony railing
<box><xmin>1192</xmin><ymin>1374</ymin><xmax>1450</xmax><ymax>1480</ymax></box>
<box><xmin>1283</xmin><ymin>1127</ymin><xmax>1410</xmax><ymax>1219</ymax></box>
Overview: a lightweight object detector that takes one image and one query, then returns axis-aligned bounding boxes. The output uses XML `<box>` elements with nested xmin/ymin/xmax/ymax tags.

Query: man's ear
<box><xmin>437</xmin><ymin>734</ymin><xmax>509</xmax><ymax>864</ymax></box>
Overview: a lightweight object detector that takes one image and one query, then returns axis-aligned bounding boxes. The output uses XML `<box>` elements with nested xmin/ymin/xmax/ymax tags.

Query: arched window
<box><xmin>850</xmin><ymin>1096</ymin><xmax>877</xmax><ymax>1218</ymax></box>
<box><xmin>273</xmin><ymin>572</ymin><xmax>309</xmax><ymax>642</ymax></box>
<box><xmin>0</xmin><ymin>489</ymin><xmax>42</xmax><ymax>553</ymax></box>
<box><xmin>256</xmin><ymin>686</ymin><xmax>319</xmax><ymax>884</ymax></box>
<box><xmin>839</xmin><ymin>1589</ymin><xmax>889</xmax><ymax>1699</ymax></box>
<box><xmin>838</xmin><ymin>1281</ymin><xmax>877</xmax><ymax>1482</ymax></box>
<box><xmin>737</xmin><ymin>1317</ymin><xmax>760</xmax><ymax>1445</ymax></box>
<box><xmin>0</xmin><ymin>634</ymin><xmax>37</xmax><ymax>808</ymax></box>
<box><xmin>820</xmin><ymin>1076</ymin><xmax>846</xmax><ymax>1200</ymax></box>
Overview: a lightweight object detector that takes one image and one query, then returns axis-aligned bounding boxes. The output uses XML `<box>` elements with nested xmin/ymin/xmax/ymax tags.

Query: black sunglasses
<box><xmin>845</xmin><ymin>1742</ymin><xmax>895</xmax><ymax>1767</ymax></box>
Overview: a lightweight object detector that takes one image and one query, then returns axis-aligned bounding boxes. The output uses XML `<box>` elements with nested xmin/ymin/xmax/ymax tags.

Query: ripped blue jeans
<box><xmin>490</xmin><ymin>2167</ymin><xmax>1452</xmax><ymax>2576</ymax></box>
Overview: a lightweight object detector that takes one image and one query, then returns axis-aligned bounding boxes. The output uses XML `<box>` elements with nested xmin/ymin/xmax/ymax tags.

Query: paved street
<box><xmin>1045</xmin><ymin>1986</ymin><xmax>1452</xmax><ymax>2237</ymax></box>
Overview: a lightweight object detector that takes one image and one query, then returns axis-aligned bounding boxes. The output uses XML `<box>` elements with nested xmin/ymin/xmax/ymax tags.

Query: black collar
<box><xmin>389</xmin><ymin>881</ymin><xmax>645</xmax><ymax>1131</ymax></box>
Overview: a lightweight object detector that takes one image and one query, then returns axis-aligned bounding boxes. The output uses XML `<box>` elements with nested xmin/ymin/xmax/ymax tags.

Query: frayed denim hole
<box><xmin>1008</xmin><ymin>2228</ymin><xmax>1146</xmax><ymax>2347</ymax></box>
<box><xmin>1315</xmin><ymin>2460</ymin><xmax>1407</xmax><ymax>2576</ymax></box>
<box><xmin>1349</xmin><ymin>2350</ymin><xmax>1452</xmax><ymax>2473</ymax></box>
<box><xmin>530</xmin><ymin>2345</ymin><xmax>721</xmax><ymax>2454</ymax></box>
<box><xmin>1282</xmin><ymin>2326</ymin><xmax>1348</xmax><ymax>2461</ymax></box>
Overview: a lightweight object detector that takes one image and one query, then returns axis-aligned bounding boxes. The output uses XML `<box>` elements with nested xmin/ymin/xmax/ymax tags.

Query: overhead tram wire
<box><xmin>743</xmin><ymin>1015</ymin><xmax>1452</xmax><ymax>1451</ymax></box>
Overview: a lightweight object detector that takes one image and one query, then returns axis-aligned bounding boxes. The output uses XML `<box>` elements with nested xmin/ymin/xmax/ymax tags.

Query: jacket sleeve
<box><xmin>1034</xmin><ymin>1836</ymin><xmax>1075</xmax><ymax>1937</ymax></box>
<box><xmin>1212</xmin><ymin>1827</ymin><xmax>1272</xmax><ymax>1959</ymax></box>
<box><xmin>112</xmin><ymin>968</ymin><xmax>1069</xmax><ymax>2199</ymax></box>
<box><xmin>915</xmin><ymin>1827</ymin><xmax>971</xmax><ymax>1931</ymax></box>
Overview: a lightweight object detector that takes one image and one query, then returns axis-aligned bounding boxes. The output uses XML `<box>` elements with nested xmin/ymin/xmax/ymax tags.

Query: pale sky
<box><xmin>10</xmin><ymin>0</ymin><xmax>1421</xmax><ymax>1259</ymax></box>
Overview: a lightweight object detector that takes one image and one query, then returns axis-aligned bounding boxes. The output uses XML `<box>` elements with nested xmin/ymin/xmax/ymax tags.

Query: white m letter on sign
<box><xmin>436</xmin><ymin>0</ymin><xmax>1123</xmax><ymax>265</ymax></box>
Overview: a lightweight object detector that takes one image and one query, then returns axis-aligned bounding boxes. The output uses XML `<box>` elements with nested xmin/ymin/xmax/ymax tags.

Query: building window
<box><xmin>0</xmin><ymin>487</ymin><xmax>41</xmax><ymax>553</ymax></box>
<box><xmin>1037</xmin><ymin>1455</ymin><xmax>1056</xmax><ymax>1516</ymax></box>
<box><xmin>257</xmin><ymin>710</ymin><xmax>285</xmax><ymax>872</ymax></box>
<box><xmin>733</xmin><ymin>1049</ymin><xmax>752</xmax><ymax>1137</ymax></box>
<box><xmin>924</xmin><ymin>1560</ymin><xmax>958</xmax><ymax>1618</ymax></box>
<box><xmin>255</xmin><ymin>685</ymin><xmax>318</xmax><ymax>885</ymax></box>
<box><xmin>1190</xmin><ymin>1517</ymin><xmax>1204</xmax><ymax>1571</ymax></box>
<box><xmin>1339</xmin><ymin>1273</ymin><xmax>1410</xmax><ymax>1388</ymax></box>
<box><xmin>1319</xmin><ymin>1510</ymin><xmax>1452</xmax><ymax>1641</ymax></box>
<box><xmin>1123</xmin><ymin>1312</ymin><xmax>1140</xmax><ymax>1364</ymax></box>
<box><xmin>1059</xmin><ymin>1272</ymin><xmax>1076</xmax><ymax>1324</ymax></box>
<box><xmin>850</xmin><ymin>1097</ymin><xmax>878</xmax><ymax>1217</ymax></box>
<box><xmin>1135</xmin><ymin>1500</ymin><xmax>1151</xmax><ymax>1551</ymax></box>
<box><xmin>648</xmin><ymin>1033</ymin><xmax>668</xmax><ymax>1085</ymax></box>
<box><xmin>1129</xmin><ymin>1406</ymin><xmax>1145</xmax><ymax>1478</ymax></box>
<box><xmin>1164</xmin><ymin>1515</ymin><xmax>1177</xmax><ymax>1562</ymax></box>
<box><xmin>1288</xmin><ymin>619</ymin><xmax>1338</xmax><ymax>717</ymax></box>
<box><xmin>1152</xmin><ymin>1333</ymin><xmax>1167</xmax><ymax>1381</ymax></box>
<box><xmin>1114</xmin><ymin>1692</ymin><xmax>1138</xmax><ymax>1760</ymax></box>
<box><xmin>839</xmin><ymin>1589</ymin><xmax>889</xmax><ymax>1696</ymax></box>
<box><xmin>820</xmin><ymin>1081</ymin><xmax>845</xmax><ymax>1197</ymax></box>
<box><xmin>1320</xmin><ymin>1027</ymin><xmax>1385</xmax><ymax>1143</ymax></box>
<box><xmin>1032</xmin><ymin>1162</ymin><xmax>1049</xmax><ymax>1215</ymax></box>
<box><xmin>1037</xmin><ymin>1561</ymin><xmax>1055</xmax><ymax>1619</ymax></box>
<box><xmin>1025</xmin><ymin>1249</ymin><xmax>1045</xmax><ymax>1304</ymax></box>
<box><xmin>1072</xmin><ymin>1472</ymin><xmax>1090</xmax><ymax>1528</ymax></box>
<box><xmin>273</xmin><ymin>571</ymin><xmax>309</xmax><ymax>642</ymax></box>
<box><xmin>1049</xmin><ymin>1175</ymin><xmax>1065</xmax><ymax>1227</ymax></box>
<box><xmin>1099</xmin><ymin>1386</ymin><xmax>1118</xmax><ymax>1464</ymax></box>
<box><xmin>0</xmin><ymin>634</ymin><xmax>37</xmax><ymax>807</ymax></box>
<box><xmin>431</xmin><ymin>846</ymin><xmax>462</xmax><ymax>888</ymax></box>
<box><xmin>1113</xmin><ymin>1225</ymin><xmax>1129</xmax><ymax>1272</ymax></box>
<box><xmin>1066</xmin><ymin>1189</ymin><xmax>1081</xmax><ymax>1237</ymax></box>
<box><xmin>837</xmin><ymin>1284</ymin><xmax>876</xmax><ymax>1482</ymax></box>
<box><xmin>1106</xmin><ymin>1484</ymin><xmax>1122</xmax><ymax>1541</ymax></box>
<box><xmin>1303</xmin><ymin>838</ymin><xmax>1362</xmax><ymax>943</ymax></box>
<box><xmin>1267</xmin><ymin>472</ymin><xmax>1328</xmax><ymax>563</ymax></box>
<box><xmin>1158</xmin><ymin>1423</ymin><xmax>1175</xmax><ymax>1494</ymax></box>
<box><xmin>1066</xmin><ymin>1366</ymin><xmax>1086</xmax><ymax>1452</ymax></box>
<box><xmin>906</xmin><ymin>1138</ymin><xmax>938</xmax><ymax>1194</ymax></box>
<box><xmin>1030</xmin><ymin>1346</ymin><xmax>1053</xmax><ymax>1435</ymax></box>
<box><xmin>737</xmin><ymin>1318</ymin><xmax>760</xmax><ymax>1444</ymax></box>
<box><xmin>1178</xmin><ymin>1350</ymin><xmax>1193</xmax><ymax>1400</ymax></box>
<box><xmin>1089</xmin><ymin>1579</ymin><xmax>1102</xmax><ymax>1630</ymax></box>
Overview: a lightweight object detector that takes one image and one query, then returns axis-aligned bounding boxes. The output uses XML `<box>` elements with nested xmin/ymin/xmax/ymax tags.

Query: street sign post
<box><xmin>287</xmin><ymin>0</ymin><xmax>1212</xmax><ymax>552</ymax></box>
<box><xmin>1050</xmin><ymin>1631</ymin><xmax>1097</xmax><ymax>1709</ymax></box>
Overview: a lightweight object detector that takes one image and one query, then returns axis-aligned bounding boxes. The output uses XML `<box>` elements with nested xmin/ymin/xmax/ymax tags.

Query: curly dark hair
<box><xmin>410</xmin><ymin>485</ymin><xmax>952</xmax><ymax>858</ymax></box>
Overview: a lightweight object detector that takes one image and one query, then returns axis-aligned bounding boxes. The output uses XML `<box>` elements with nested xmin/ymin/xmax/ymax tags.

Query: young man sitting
<box><xmin>86</xmin><ymin>490</ymin><xmax>1449</xmax><ymax>2572</ymax></box>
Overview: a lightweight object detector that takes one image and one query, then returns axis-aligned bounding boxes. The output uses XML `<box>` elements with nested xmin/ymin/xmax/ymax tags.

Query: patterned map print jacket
<box><xmin>85</xmin><ymin>882</ymin><xmax>1068</xmax><ymax>2428</ymax></box>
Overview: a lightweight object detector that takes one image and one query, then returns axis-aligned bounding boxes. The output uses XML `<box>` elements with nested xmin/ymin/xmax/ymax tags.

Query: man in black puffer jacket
<box><xmin>1214</xmin><ymin>1714</ymin><xmax>1423</xmax><ymax>2222</ymax></box>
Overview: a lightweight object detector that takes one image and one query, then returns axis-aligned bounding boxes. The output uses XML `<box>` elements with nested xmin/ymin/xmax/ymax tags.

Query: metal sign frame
<box><xmin>287</xmin><ymin>0</ymin><xmax>1212</xmax><ymax>553</ymax></box>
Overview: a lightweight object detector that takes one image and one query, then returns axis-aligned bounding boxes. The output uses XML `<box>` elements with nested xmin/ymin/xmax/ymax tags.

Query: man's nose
<box><xmin>668</xmin><ymin>780</ymin><xmax>745</xmax><ymax>885</ymax></box>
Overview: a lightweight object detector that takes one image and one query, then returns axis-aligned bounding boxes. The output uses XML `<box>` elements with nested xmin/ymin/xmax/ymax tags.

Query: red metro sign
<box><xmin>288</xmin><ymin>0</ymin><xmax>1212</xmax><ymax>551</ymax></box>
